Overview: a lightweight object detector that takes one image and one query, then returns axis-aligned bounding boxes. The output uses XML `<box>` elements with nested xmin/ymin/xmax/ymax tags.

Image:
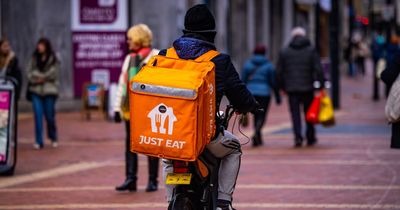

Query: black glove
<box><xmin>251</xmin><ymin>101</ymin><xmax>263</xmax><ymax>114</ymax></box>
<box><xmin>114</xmin><ymin>111</ymin><xmax>122</xmax><ymax>123</ymax></box>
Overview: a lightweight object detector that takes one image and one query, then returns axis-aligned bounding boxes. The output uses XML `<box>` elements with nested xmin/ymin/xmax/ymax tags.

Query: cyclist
<box><xmin>160</xmin><ymin>4</ymin><xmax>258</xmax><ymax>210</ymax></box>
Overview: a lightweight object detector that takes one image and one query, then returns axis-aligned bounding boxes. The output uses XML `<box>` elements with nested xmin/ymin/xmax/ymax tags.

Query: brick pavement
<box><xmin>0</xmin><ymin>69</ymin><xmax>399</xmax><ymax>209</ymax></box>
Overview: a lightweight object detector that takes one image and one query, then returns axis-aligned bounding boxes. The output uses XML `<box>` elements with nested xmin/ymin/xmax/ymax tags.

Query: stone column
<box><xmin>262</xmin><ymin>0</ymin><xmax>271</xmax><ymax>53</ymax></box>
<box><xmin>229</xmin><ymin>0</ymin><xmax>247</xmax><ymax>70</ymax></box>
<box><xmin>309</xmin><ymin>5</ymin><xmax>316</xmax><ymax>44</ymax></box>
<box><xmin>215</xmin><ymin>0</ymin><xmax>229</xmax><ymax>53</ymax></box>
<box><xmin>130</xmin><ymin>0</ymin><xmax>183</xmax><ymax>50</ymax></box>
<box><xmin>282</xmin><ymin>0</ymin><xmax>294</xmax><ymax>46</ymax></box>
<box><xmin>247</xmin><ymin>0</ymin><xmax>255</xmax><ymax>54</ymax></box>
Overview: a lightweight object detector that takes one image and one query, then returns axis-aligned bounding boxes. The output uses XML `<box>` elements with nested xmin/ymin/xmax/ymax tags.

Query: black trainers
<box><xmin>294</xmin><ymin>138</ymin><xmax>303</xmax><ymax>148</ymax></box>
<box><xmin>307</xmin><ymin>138</ymin><xmax>318</xmax><ymax>146</ymax></box>
<box><xmin>216</xmin><ymin>200</ymin><xmax>236</xmax><ymax>210</ymax></box>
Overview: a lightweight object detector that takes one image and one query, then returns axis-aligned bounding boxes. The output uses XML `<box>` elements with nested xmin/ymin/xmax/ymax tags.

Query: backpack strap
<box><xmin>166</xmin><ymin>47</ymin><xmax>220</xmax><ymax>62</ymax></box>
<box><xmin>195</xmin><ymin>50</ymin><xmax>220</xmax><ymax>62</ymax></box>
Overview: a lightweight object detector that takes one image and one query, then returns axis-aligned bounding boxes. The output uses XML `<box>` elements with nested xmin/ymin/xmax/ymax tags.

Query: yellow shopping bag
<box><xmin>318</xmin><ymin>90</ymin><xmax>335</xmax><ymax>127</ymax></box>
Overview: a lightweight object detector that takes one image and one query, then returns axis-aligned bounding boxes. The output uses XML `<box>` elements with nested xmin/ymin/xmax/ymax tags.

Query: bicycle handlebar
<box><xmin>220</xmin><ymin>105</ymin><xmax>263</xmax><ymax>129</ymax></box>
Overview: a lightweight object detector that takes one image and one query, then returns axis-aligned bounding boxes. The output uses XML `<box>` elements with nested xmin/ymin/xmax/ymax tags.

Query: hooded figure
<box><xmin>241</xmin><ymin>44</ymin><xmax>281</xmax><ymax>147</ymax></box>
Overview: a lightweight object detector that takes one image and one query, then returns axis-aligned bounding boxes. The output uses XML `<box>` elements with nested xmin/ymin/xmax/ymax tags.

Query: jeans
<box><xmin>355</xmin><ymin>57</ymin><xmax>365</xmax><ymax>75</ymax></box>
<box><xmin>163</xmin><ymin>130</ymin><xmax>241</xmax><ymax>202</ymax></box>
<box><xmin>348</xmin><ymin>62</ymin><xmax>355</xmax><ymax>77</ymax></box>
<box><xmin>32</xmin><ymin>94</ymin><xmax>57</xmax><ymax>146</ymax></box>
<box><xmin>288</xmin><ymin>91</ymin><xmax>316</xmax><ymax>142</ymax></box>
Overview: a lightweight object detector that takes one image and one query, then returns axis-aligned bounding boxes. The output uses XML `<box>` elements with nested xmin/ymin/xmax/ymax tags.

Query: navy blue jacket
<box><xmin>382</xmin><ymin>51</ymin><xmax>400</xmax><ymax>90</ymax></box>
<box><xmin>159</xmin><ymin>34</ymin><xmax>257</xmax><ymax>113</ymax></box>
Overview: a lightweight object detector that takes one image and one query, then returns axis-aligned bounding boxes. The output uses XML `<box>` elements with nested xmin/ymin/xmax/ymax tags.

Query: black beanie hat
<box><xmin>184</xmin><ymin>4</ymin><xmax>216</xmax><ymax>33</ymax></box>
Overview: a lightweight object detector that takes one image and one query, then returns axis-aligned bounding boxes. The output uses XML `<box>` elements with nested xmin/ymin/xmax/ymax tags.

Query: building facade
<box><xmin>1</xmin><ymin>0</ymin><xmax>393</xmax><ymax>104</ymax></box>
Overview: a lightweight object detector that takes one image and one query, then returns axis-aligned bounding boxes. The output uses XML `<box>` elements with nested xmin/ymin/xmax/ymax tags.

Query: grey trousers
<box><xmin>163</xmin><ymin>130</ymin><xmax>242</xmax><ymax>202</ymax></box>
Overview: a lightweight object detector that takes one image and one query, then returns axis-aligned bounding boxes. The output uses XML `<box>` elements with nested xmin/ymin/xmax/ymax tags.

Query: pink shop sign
<box><xmin>0</xmin><ymin>92</ymin><xmax>10</xmax><ymax>110</ymax></box>
<box><xmin>80</xmin><ymin>0</ymin><xmax>118</xmax><ymax>24</ymax></box>
<box><xmin>72</xmin><ymin>31</ymin><xmax>126</xmax><ymax>97</ymax></box>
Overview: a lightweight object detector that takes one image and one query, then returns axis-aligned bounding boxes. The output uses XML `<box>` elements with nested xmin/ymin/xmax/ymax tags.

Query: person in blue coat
<box><xmin>242</xmin><ymin>45</ymin><xmax>281</xmax><ymax>147</ymax></box>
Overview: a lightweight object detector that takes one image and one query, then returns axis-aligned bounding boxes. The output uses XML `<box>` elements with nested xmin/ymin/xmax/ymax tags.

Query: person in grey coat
<box><xmin>277</xmin><ymin>27</ymin><xmax>324</xmax><ymax>148</ymax></box>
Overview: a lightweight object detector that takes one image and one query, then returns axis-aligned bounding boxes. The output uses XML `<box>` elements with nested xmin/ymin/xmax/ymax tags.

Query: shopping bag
<box><xmin>306</xmin><ymin>93</ymin><xmax>321</xmax><ymax>124</ymax></box>
<box><xmin>376</xmin><ymin>58</ymin><xmax>386</xmax><ymax>79</ymax></box>
<box><xmin>318</xmin><ymin>90</ymin><xmax>335</xmax><ymax>127</ymax></box>
<box><xmin>385</xmin><ymin>74</ymin><xmax>400</xmax><ymax>123</ymax></box>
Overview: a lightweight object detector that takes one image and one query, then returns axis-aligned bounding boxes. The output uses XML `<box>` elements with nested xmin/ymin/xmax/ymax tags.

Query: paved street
<box><xmin>0</xmin><ymin>72</ymin><xmax>399</xmax><ymax>210</ymax></box>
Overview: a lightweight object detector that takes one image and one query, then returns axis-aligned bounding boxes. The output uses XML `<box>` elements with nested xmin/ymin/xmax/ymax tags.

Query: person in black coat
<box><xmin>159</xmin><ymin>4</ymin><xmax>258</xmax><ymax>210</ymax></box>
<box><xmin>277</xmin><ymin>27</ymin><xmax>324</xmax><ymax>148</ymax></box>
<box><xmin>0</xmin><ymin>39</ymin><xmax>22</xmax><ymax>98</ymax></box>
<box><xmin>381</xmin><ymin>52</ymin><xmax>400</xmax><ymax>149</ymax></box>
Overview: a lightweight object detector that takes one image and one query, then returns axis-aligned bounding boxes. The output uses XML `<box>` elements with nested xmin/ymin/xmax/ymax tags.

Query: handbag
<box><xmin>385</xmin><ymin>74</ymin><xmax>400</xmax><ymax>123</ymax></box>
<box><xmin>376</xmin><ymin>58</ymin><xmax>386</xmax><ymax>79</ymax></box>
<box><xmin>318</xmin><ymin>90</ymin><xmax>335</xmax><ymax>127</ymax></box>
<box><xmin>306</xmin><ymin>92</ymin><xmax>321</xmax><ymax>124</ymax></box>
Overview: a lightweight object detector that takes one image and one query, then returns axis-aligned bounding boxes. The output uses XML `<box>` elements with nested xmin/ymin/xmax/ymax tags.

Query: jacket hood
<box><xmin>289</xmin><ymin>36</ymin><xmax>311</xmax><ymax>49</ymax></box>
<box><xmin>250</xmin><ymin>54</ymin><xmax>268</xmax><ymax>66</ymax></box>
<box><xmin>173</xmin><ymin>35</ymin><xmax>216</xmax><ymax>60</ymax></box>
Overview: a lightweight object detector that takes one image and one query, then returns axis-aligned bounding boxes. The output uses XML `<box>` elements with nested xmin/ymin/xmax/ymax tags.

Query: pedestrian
<box><xmin>241</xmin><ymin>44</ymin><xmax>281</xmax><ymax>147</ymax></box>
<box><xmin>381</xmin><ymin>51</ymin><xmax>400</xmax><ymax>149</ymax></box>
<box><xmin>371</xmin><ymin>31</ymin><xmax>386</xmax><ymax>68</ymax></box>
<box><xmin>351</xmin><ymin>33</ymin><xmax>369</xmax><ymax>76</ymax></box>
<box><xmin>0</xmin><ymin>38</ymin><xmax>22</xmax><ymax>162</ymax></box>
<box><xmin>385</xmin><ymin>35</ymin><xmax>400</xmax><ymax>67</ymax></box>
<box><xmin>370</xmin><ymin>31</ymin><xmax>386</xmax><ymax>101</ymax></box>
<box><xmin>114</xmin><ymin>24</ymin><xmax>160</xmax><ymax>192</ymax></box>
<box><xmin>277</xmin><ymin>27</ymin><xmax>325</xmax><ymax>148</ymax></box>
<box><xmin>27</xmin><ymin>38</ymin><xmax>59</xmax><ymax>150</ymax></box>
<box><xmin>384</xmin><ymin>35</ymin><xmax>400</xmax><ymax>97</ymax></box>
<box><xmin>344</xmin><ymin>36</ymin><xmax>356</xmax><ymax>77</ymax></box>
<box><xmin>0</xmin><ymin>38</ymin><xmax>22</xmax><ymax>98</ymax></box>
<box><xmin>160</xmin><ymin>4</ymin><xmax>258</xmax><ymax>210</ymax></box>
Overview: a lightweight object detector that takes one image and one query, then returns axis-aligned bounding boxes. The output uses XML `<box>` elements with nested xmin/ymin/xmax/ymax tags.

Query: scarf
<box><xmin>131</xmin><ymin>47</ymin><xmax>152</xmax><ymax>62</ymax></box>
<box><xmin>124</xmin><ymin>47</ymin><xmax>152</xmax><ymax>82</ymax></box>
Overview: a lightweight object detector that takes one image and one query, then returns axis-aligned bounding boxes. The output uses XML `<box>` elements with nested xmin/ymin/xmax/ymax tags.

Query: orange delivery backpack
<box><xmin>129</xmin><ymin>48</ymin><xmax>220</xmax><ymax>161</ymax></box>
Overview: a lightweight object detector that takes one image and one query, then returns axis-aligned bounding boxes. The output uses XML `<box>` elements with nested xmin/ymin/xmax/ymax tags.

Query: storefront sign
<box><xmin>0</xmin><ymin>91</ymin><xmax>10</xmax><ymax>163</ymax></box>
<box><xmin>71</xmin><ymin>0</ymin><xmax>127</xmax><ymax>97</ymax></box>
<box><xmin>86</xmin><ymin>83</ymin><xmax>103</xmax><ymax>107</ymax></box>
